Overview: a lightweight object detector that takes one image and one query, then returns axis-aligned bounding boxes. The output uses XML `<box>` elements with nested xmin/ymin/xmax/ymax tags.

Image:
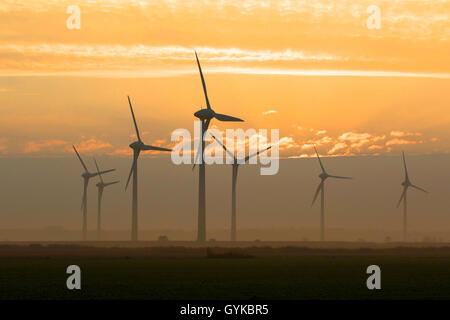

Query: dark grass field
<box><xmin>1</xmin><ymin>244</ymin><xmax>450</xmax><ymax>300</ymax></box>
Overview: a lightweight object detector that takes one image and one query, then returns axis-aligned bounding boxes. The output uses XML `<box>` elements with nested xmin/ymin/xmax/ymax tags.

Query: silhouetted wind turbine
<box><xmin>212</xmin><ymin>135</ymin><xmax>271</xmax><ymax>241</ymax></box>
<box><xmin>94</xmin><ymin>158</ymin><xmax>119</xmax><ymax>241</ymax></box>
<box><xmin>73</xmin><ymin>145</ymin><xmax>115</xmax><ymax>241</ymax></box>
<box><xmin>192</xmin><ymin>51</ymin><xmax>244</xmax><ymax>242</ymax></box>
<box><xmin>397</xmin><ymin>151</ymin><xmax>428</xmax><ymax>242</ymax></box>
<box><xmin>125</xmin><ymin>96</ymin><xmax>172</xmax><ymax>241</ymax></box>
<box><xmin>311</xmin><ymin>146</ymin><xmax>352</xmax><ymax>241</ymax></box>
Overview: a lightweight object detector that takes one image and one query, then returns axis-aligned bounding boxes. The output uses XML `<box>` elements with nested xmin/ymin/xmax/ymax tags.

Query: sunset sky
<box><xmin>0</xmin><ymin>0</ymin><xmax>449</xmax><ymax>159</ymax></box>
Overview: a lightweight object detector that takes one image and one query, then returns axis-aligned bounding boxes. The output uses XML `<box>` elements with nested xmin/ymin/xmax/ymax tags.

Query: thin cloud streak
<box><xmin>1</xmin><ymin>44</ymin><xmax>344</xmax><ymax>62</ymax></box>
<box><xmin>2</xmin><ymin>67</ymin><xmax>449</xmax><ymax>79</ymax></box>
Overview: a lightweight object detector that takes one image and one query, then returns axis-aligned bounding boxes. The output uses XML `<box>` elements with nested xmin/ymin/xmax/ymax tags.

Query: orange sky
<box><xmin>0</xmin><ymin>0</ymin><xmax>449</xmax><ymax>158</ymax></box>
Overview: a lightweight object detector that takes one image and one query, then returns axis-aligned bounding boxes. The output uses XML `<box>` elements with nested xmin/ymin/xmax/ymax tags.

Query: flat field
<box><xmin>1</xmin><ymin>243</ymin><xmax>449</xmax><ymax>300</ymax></box>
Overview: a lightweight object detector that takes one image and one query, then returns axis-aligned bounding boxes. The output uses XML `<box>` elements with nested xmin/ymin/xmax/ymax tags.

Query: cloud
<box><xmin>24</xmin><ymin>139</ymin><xmax>68</xmax><ymax>153</ymax></box>
<box><xmin>390</xmin><ymin>130</ymin><xmax>422</xmax><ymax>137</ymax></box>
<box><xmin>328</xmin><ymin>142</ymin><xmax>348</xmax><ymax>154</ymax></box>
<box><xmin>338</xmin><ymin>132</ymin><xmax>372</xmax><ymax>143</ymax></box>
<box><xmin>313</xmin><ymin>136</ymin><xmax>333</xmax><ymax>145</ymax></box>
<box><xmin>288</xmin><ymin>154</ymin><xmax>310</xmax><ymax>159</ymax></box>
<box><xmin>301</xmin><ymin>143</ymin><xmax>315</xmax><ymax>150</ymax></box>
<box><xmin>20</xmin><ymin>137</ymin><xmax>113</xmax><ymax>156</ymax></box>
<box><xmin>107</xmin><ymin>147</ymin><xmax>132</xmax><ymax>156</ymax></box>
<box><xmin>278</xmin><ymin>137</ymin><xmax>297</xmax><ymax>149</ymax></box>
<box><xmin>0</xmin><ymin>44</ymin><xmax>347</xmax><ymax>64</ymax></box>
<box><xmin>262</xmin><ymin>110</ymin><xmax>277</xmax><ymax>115</ymax></box>
<box><xmin>385</xmin><ymin>138</ymin><xmax>419</xmax><ymax>146</ymax></box>
<box><xmin>74</xmin><ymin>138</ymin><xmax>112</xmax><ymax>152</ymax></box>
<box><xmin>333</xmin><ymin>131</ymin><xmax>387</xmax><ymax>152</ymax></box>
<box><xmin>316</xmin><ymin>130</ymin><xmax>327</xmax><ymax>135</ymax></box>
<box><xmin>368</xmin><ymin>145</ymin><xmax>384</xmax><ymax>150</ymax></box>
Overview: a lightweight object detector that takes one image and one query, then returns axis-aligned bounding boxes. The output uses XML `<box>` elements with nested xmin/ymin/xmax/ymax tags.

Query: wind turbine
<box><xmin>125</xmin><ymin>96</ymin><xmax>172</xmax><ymax>241</ymax></box>
<box><xmin>192</xmin><ymin>51</ymin><xmax>244</xmax><ymax>242</ymax></box>
<box><xmin>397</xmin><ymin>151</ymin><xmax>428</xmax><ymax>242</ymax></box>
<box><xmin>212</xmin><ymin>135</ymin><xmax>271</xmax><ymax>241</ymax></box>
<box><xmin>73</xmin><ymin>145</ymin><xmax>115</xmax><ymax>241</ymax></box>
<box><xmin>94</xmin><ymin>158</ymin><xmax>119</xmax><ymax>241</ymax></box>
<box><xmin>311</xmin><ymin>146</ymin><xmax>352</xmax><ymax>241</ymax></box>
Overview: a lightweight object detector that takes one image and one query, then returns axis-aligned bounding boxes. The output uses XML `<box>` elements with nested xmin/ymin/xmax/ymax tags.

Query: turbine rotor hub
<box><xmin>129</xmin><ymin>141</ymin><xmax>142</xmax><ymax>150</ymax></box>
<box><xmin>194</xmin><ymin>108</ymin><xmax>215</xmax><ymax>120</ymax></box>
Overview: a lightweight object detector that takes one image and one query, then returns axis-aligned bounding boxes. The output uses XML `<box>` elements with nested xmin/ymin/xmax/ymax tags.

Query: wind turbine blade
<box><xmin>94</xmin><ymin>158</ymin><xmax>104</xmax><ymax>184</ymax></box>
<box><xmin>127</xmin><ymin>96</ymin><xmax>141</xmax><ymax>142</ymax></box>
<box><xmin>402</xmin><ymin>151</ymin><xmax>409</xmax><ymax>181</ymax></box>
<box><xmin>397</xmin><ymin>187</ymin><xmax>407</xmax><ymax>208</ymax></box>
<box><xmin>244</xmin><ymin>146</ymin><xmax>272</xmax><ymax>163</ymax></box>
<box><xmin>195</xmin><ymin>51</ymin><xmax>211</xmax><ymax>110</ymax></box>
<box><xmin>141</xmin><ymin>144</ymin><xmax>172</xmax><ymax>152</ymax></box>
<box><xmin>329</xmin><ymin>175</ymin><xmax>353</xmax><ymax>180</ymax></box>
<box><xmin>411</xmin><ymin>184</ymin><xmax>428</xmax><ymax>193</ymax></box>
<box><xmin>80</xmin><ymin>193</ymin><xmax>85</xmax><ymax>211</ymax></box>
<box><xmin>314</xmin><ymin>145</ymin><xmax>326</xmax><ymax>173</ymax></box>
<box><xmin>211</xmin><ymin>134</ymin><xmax>236</xmax><ymax>161</ymax></box>
<box><xmin>93</xmin><ymin>169</ymin><xmax>115</xmax><ymax>177</ymax></box>
<box><xmin>73</xmin><ymin>145</ymin><xmax>89</xmax><ymax>173</ymax></box>
<box><xmin>311</xmin><ymin>181</ymin><xmax>323</xmax><ymax>207</ymax></box>
<box><xmin>192</xmin><ymin>147</ymin><xmax>201</xmax><ymax>171</ymax></box>
<box><xmin>192</xmin><ymin>119</ymin><xmax>211</xmax><ymax>170</ymax></box>
<box><xmin>105</xmin><ymin>181</ymin><xmax>120</xmax><ymax>187</ymax></box>
<box><xmin>192</xmin><ymin>139</ymin><xmax>203</xmax><ymax>170</ymax></box>
<box><xmin>125</xmin><ymin>152</ymin><xmax>139</xmax><ymax>190</ymax></box>
<box><xmin>214</xmin><ymin>113</ymin><xmax>244</xmax><ymax>122</ymax></box>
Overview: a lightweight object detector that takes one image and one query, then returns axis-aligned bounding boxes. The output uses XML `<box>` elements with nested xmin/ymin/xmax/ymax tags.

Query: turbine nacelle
<box><xmin>83</xmin><ymin>172</ymin><xmax>99</xmax><ymax>179</ymax></box>
<box><xmin>81</xmin><ymin>172</ymin><xmax>92</xmax><ymax>179</ymax></box>
<box><xmin>129</xmin><ymin>140</ymin><xmax>144</xmax><ymax>150</ymax></box>
<box><xmin>194</xmin><ymin>108</ymin><xmax>215</xmax><ymax>120</ymax></box>
<box><xmin>319</xmin><ymin>172</ymin><xmax>329</xmax><ymax>180</ymax></box>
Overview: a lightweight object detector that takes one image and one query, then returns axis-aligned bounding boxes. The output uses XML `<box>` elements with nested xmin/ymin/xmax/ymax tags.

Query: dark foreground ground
<box><xmin>1</xmin><ymin>242</ymin><xmax>450</xmax><ymax>300</ymax></box>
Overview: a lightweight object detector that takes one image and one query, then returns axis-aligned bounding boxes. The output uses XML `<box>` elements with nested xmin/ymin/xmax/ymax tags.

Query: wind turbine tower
<box><xmin>192</xmin><ymin>52</ymin><xmax>244</xmax><ymax>242</ymax></box>
<box><xmin>397</xmin><ymin>151</ymin><xmax>428</xmax><ymax>242</ymax></box>
<box><xmin>125</xmin><ymin>96</ymin><xmax>172</xmax><ymax>241</ymax></box>
<box><xmin>311</xmin><ymin>146</ymin><xmax>352</xmax><ymax>241</ymax></box>
<box><xmin>94</xmin><ymin>158</ymin><xmax>119</xmax><ymax>240</ymax></box>
<box><xmin>212</xmin><ymin>135</ymin><xmax>271</xmax><ymax>241</ymax></box>
<box><xmin>73</xmin><ymin>145</ymin><xmax>115</xmax><ymax>241</ymax></box>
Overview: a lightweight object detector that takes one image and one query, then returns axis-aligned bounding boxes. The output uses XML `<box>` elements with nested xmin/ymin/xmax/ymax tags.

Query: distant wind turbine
<box><xmin>125</xmin><ymin>96</ymin><xmax>172</xmax><ymax>241</ymax></box>
<box><xmin>94</xmin><ymin>158</ymin><xmax>119</xmax><ymax>241</ymax></box>
<box><xmin>397</xmin><ymin>151</ymin><xmax>428</xmax><ymax>242</ymax></box>
<box><xmin>311</xmin><ymin>146</ymin><xmax>352</xmax><ymax>241</ymax></box>
<box><xmin>192</xmin><ymin>51</ymin><xmax>244</xmax><ymax>242</ymax></box>
<box><xmin>73</xmin><ymin>145</ymin><xmax>115</xmax><ymax>241</ymax></box>
<box><xmin>212</xmin><ymin>135</ymin><xmax>271</xmax><ymax>241</ymax></box>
